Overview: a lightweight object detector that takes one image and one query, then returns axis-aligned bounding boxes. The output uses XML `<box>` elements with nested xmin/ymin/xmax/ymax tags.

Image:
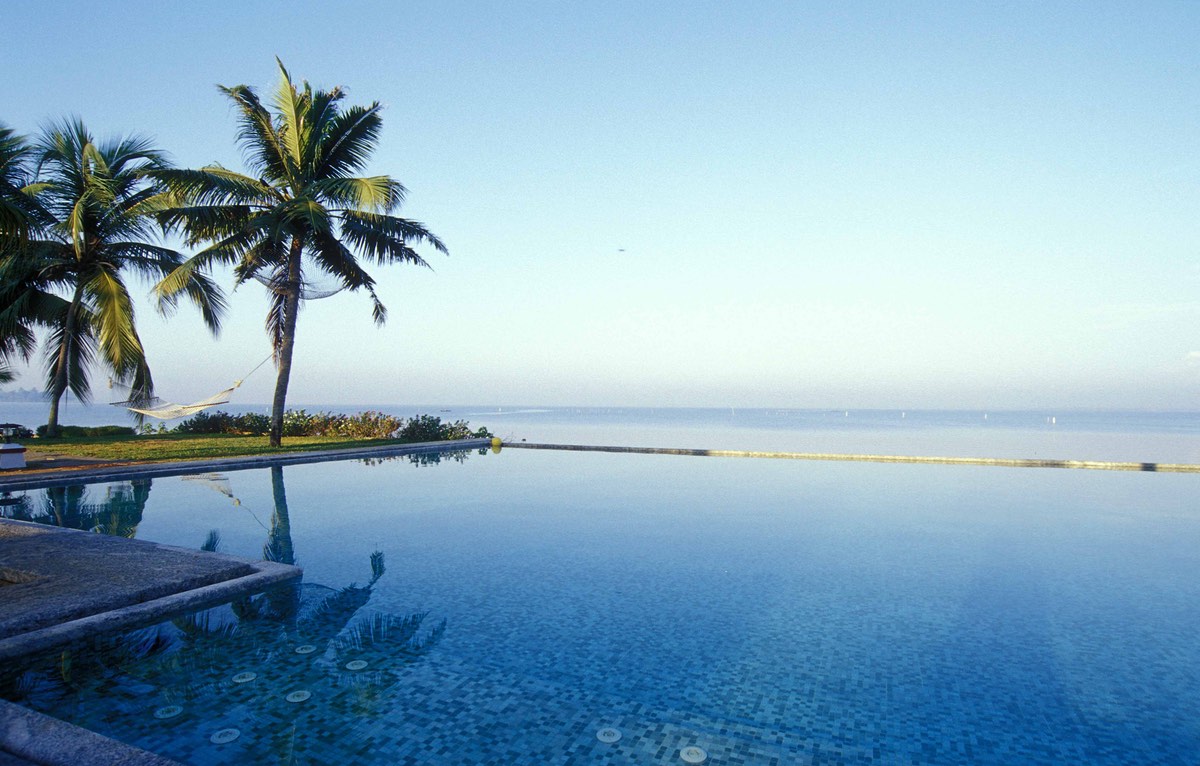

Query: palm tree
<box><xmin>6</xmin><ymin>119</ymin><xmax>224</xmax><ymax>436</ymax></box>
<box><xmin>0</xmin><ymin>123</ymin><xmax>51</xmax><ymax>383</ymax></box>
<box><xmin>0</xmin><ymin>259</ymin><xmax>59</xmax><ymax>386</ymax></box>
<box><xmin>0</xmin><ymin>123</ymin><xmax>47</xmax><ymax>248</ymax></box>
<box><xmin>155</xmin><ymin>60</ymin><xmax>447</xmax><ymax>447</ymax></box>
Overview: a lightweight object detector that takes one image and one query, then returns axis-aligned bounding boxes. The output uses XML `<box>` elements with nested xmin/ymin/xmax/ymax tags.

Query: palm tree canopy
<box><xmin>0</xmin><ymin>123</ymin><xmax>54</xmax><ymax>382</ymax></box>
<box><xmin>0</xmin><ymin>122</ymin><xmax>49</xmax><ymax>249</ymax></box>
<box><xmin>154</xmin><ymin>59</ymin><xmax>447</xmax><ymax>354</ymax></box>
<box><xmin>2</xmin><ymin>118</ymin><xmax>225</xmax><ymax>404</ymax></box>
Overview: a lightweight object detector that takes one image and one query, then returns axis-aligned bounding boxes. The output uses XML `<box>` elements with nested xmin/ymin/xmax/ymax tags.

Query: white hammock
<box><xmin>119</xmin><ymin>386</ymin><xmax>240</xmax><ymax>420</ymax></box>
<box><xmin>110</xmin><ymin>355</ymin><xmax>272</xmax><ymax>421</ymax></box>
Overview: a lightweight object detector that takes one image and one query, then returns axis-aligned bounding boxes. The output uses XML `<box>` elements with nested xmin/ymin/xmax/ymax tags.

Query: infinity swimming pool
<box><xmin>3</xmin><ymin>447</ymin><xmax>1199</xmax><ymax>765</ymax></box>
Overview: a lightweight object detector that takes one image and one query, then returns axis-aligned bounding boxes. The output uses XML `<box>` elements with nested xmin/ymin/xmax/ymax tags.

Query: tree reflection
<box><xmin>0</xmin><ymin>479</ymin><xmax>150</xmax><ymax>538</ymax></box>
<box><xmin>1</xmin><ymin>465</ymin><xmax>445</xmax><ymax>762</ymax></box>
<box><xmin>358</xmin><ymin>444</ymin><xmax>489</xmax><ymax>468</ymax></box>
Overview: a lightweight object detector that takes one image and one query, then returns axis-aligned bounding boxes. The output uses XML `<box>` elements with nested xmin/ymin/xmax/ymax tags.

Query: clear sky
<box><xmin>2</xmin><ymin>1</ymin><xmax>1198</xmax><ymax>409</ymax></box>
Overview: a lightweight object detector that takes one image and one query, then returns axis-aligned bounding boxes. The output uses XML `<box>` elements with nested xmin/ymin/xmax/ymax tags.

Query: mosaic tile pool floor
<box><xmin>3</xmin><ymin>449</ymin><xmax>1199</xmax><ymax>764</ymax></box>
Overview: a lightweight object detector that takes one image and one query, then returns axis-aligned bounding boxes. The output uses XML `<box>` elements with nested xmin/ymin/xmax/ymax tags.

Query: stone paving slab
<box><xmin>0</xmin><ymin>520</ymin><xmax>258</xmax><ymax>638</ymax></box>
<box><xmin>0</xmin><ymin>699</ymin><xmax>185</xmax><ymax>766</ymax></box>
<box><xmin>0</xmin><ymin>520</ymin><xmax>301</xmax><ymax>662</ymax></box>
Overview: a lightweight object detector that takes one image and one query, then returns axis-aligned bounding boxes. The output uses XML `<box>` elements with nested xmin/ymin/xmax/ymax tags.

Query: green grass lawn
<box><xmin>26</xmin><ymin>432</ymin><xmax>426</xmax><ymax>464</ymax></box>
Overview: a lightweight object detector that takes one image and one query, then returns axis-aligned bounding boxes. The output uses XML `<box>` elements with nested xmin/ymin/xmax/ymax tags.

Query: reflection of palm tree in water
<box><xmin>2</xmin><ymin>465</ymin><xmax>445</xmax><ymax>759</ymax></box>
<box><xmin>0</xmin><ymin>479</ymin><xmax>150</xmax><ymax>538</ymax></box>
<box><xmin>184</xmin><ymin>463</ymin><xmax>445</xmax><ymax>673</ymax></box>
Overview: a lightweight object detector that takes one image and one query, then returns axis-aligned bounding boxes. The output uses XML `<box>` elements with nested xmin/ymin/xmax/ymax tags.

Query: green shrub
<box><xmin>35</xmin><ymin>424</ymin><xmax>137</xmax><ymax>438</ymax></box>
<box><xmin>282</xmin><ymin>409</ymin><xmax>317</xmax><ymax>437</ymax></box>
<box><xmin>396</xmin><ymin>415</ymin><xmax>492</xmax><ymax>442</ymax></box>
<box><xmin>175</xmin><ymin>411</ymin><xmax>269</xmax><ymax>435</ymax></box>
<box><xmin>173</xmin><ymin>409</ymin><xmax>491</xmax><ymax>441</ymax></box>
<box><xmin>321</xmin><ymin>411</ymin><xmax>404</xmax><ymax>439</ymax></box>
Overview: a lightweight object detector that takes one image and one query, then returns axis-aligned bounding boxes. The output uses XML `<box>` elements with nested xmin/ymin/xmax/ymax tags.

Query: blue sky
<box><xmin>2</xmin><ymin>1</ymin><xmax>1198</xmax><ymax>409</ymax></box>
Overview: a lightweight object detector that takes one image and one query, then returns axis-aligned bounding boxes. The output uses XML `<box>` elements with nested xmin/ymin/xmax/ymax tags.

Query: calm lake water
<box><xmin>4</xmin><ymin>401</ymin><xmax>1200</xmax><ymax>463</ymax></box>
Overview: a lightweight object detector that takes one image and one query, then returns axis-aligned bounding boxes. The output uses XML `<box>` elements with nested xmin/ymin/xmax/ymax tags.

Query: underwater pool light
<box><xmin>209</xmin><ymin>728</ymin><xmax>240</xmax><ymax>744</ymax></box>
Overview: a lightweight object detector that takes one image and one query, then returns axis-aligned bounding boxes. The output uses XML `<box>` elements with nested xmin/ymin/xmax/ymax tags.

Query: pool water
<box><xmin>3</xmin><ymin>447</ymin><xmax>1199</xmax><ymax>765</ymax></box>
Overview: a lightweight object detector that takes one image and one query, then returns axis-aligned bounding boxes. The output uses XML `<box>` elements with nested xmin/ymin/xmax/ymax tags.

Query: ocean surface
<box><xmin>3</xmin><ymin>401</ymin><xmax>1200</xmax><ymax>464</ymax></box>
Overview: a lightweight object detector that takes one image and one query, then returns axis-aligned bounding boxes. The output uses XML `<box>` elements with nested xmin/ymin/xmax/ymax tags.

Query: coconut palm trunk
<box><xmin>268</xmin><ymin>240</ymin><xmax>304</xmax><ymax>447</ymax></box>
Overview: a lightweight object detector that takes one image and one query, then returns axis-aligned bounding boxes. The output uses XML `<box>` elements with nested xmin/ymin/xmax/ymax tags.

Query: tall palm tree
<box><xmin>155</xmin><ymin>60</ymin><xmax>447</xmax><ymax>447</ymax></box>
<box><xmin>7</xmin><ymin>119</ymin><xmax>224</xmax><ymax>436</ymax></box>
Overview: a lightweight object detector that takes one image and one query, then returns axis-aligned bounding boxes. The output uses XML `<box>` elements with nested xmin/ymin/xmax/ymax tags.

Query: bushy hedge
<box><xmin>174</xmin><ymin>409</ymin><xmax>491</xmax><ymax>441</ymax></box>
<box><xmin>396</xmin><ymin>414</ymin><xmax>488</xmax><ymax>442</ymax></box>
<box><xmin>35</xmin><ymin>424</ymin><xmax>137</xmax><ymax>438</ymax></box>
<box><xmin>174</xmin><ymin>410</ymin><xmax>270</xmax><ymax>435</ymax></box>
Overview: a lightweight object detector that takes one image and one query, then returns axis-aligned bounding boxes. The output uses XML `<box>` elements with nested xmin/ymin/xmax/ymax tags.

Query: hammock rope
<box><xmin>110</xmin><ymin>354</ymin><xmax>273</xmax><ymax>421</ymax></box>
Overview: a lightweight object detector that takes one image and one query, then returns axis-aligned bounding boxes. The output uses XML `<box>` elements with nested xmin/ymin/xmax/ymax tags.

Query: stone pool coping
<box><xmin>0</xmin><ymin>699</ymin><xmax>186</xmax><ymax>766</ymax></box>
<box><xmin>0</xmin><ymin>520</ymin><xmax>302</xmax><ymax>662</ymax></box>
<box><xmin>505</xmin><ymin>442</ymin><xmax>1200</xmax><ymax>472</ymax></box>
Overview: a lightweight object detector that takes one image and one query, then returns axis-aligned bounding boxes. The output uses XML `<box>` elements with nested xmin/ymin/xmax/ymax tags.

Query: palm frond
<box><xmin>146</xmin><ymin>250</ymin><xmax>226</xmax><ymax>334</ymax></box>
<box><xmin>0</xmin><ymin>123</ymin><xmax>49</xmax><ymax>243</ymax></box>
<box><xmin>42</xmin><ymin>308</ymin><xmax>96</xmax><ymax>402</ymax></box>
<box><xmin>311</xmin><ymin>176</ymin><xmax>404</xmax><ymax>213</ymax></box>
<box><xmin>303</xmin><ymin>85</ymin><xmax>345</xmax><ymax>175</ymax></box>
<box><xmin>100</xmin><ymin>133</ymin><xmax>167</xmax><ymax>177</ymax></box>
<box><xmin>85</xmin><ymin>269</ymin><xmax>149</xmax><ymax>385</ymax></box>
<box><xmin>270</xmin><ymin>59</ymin><xmax>307</xmax><ymax>183</ymax></box>
<box><xmin>310</xmin><ymin>229</ymin><xmax>373</xmax><ymax>291</ymax></box>
<box><xmin>202</xmin><ymin>529</ymin><xmax>221</xmax><ymax>552</ymax></box>
<box><xmin>265</xmin><ymin>286</ymin><xmax>288</xmax><ymax>358</ymax></box>
<box><xmin>317</xmin><ymin>103</ymin><xmax>385</xmax><ymax>179</ymax></box>
<box><xmin>156</xmin><ymin>204</ymin><xmax>260</xmax><ymax>244</ymax></box>
<box><xmin>219</xmin><ymin>84</ymin><xmax>289</xmax><ymax>183</ymax></box>
<box><xmin>279</xmin><ymin>197</ymin><xmax>330</xmax><ymax>234</ymax></box>
<box><xmin>338</xmin><ymin>211</ymin><xmax>445</xmax><ymax>267</ymax></box>
<box><xmin>104</xmin><ymin>241</ymin><xmax>187</xmax><ymax>279</ymax></box>
<box><xmin>150</xmin><ymin>166</ymin><xmax>275</xmax><ymax>207</ymax></box>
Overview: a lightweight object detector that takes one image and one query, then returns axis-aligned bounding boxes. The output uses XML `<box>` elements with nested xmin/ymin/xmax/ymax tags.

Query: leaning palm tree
<box><xmin>8</xmin><ymin>119</ymin><xmax>224</xmax><ymax>436</ymax></box>
<box><xmin>155</xmin><ymin>60</ymin><xmax>447</xmax><ymax>446</ymax></box>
